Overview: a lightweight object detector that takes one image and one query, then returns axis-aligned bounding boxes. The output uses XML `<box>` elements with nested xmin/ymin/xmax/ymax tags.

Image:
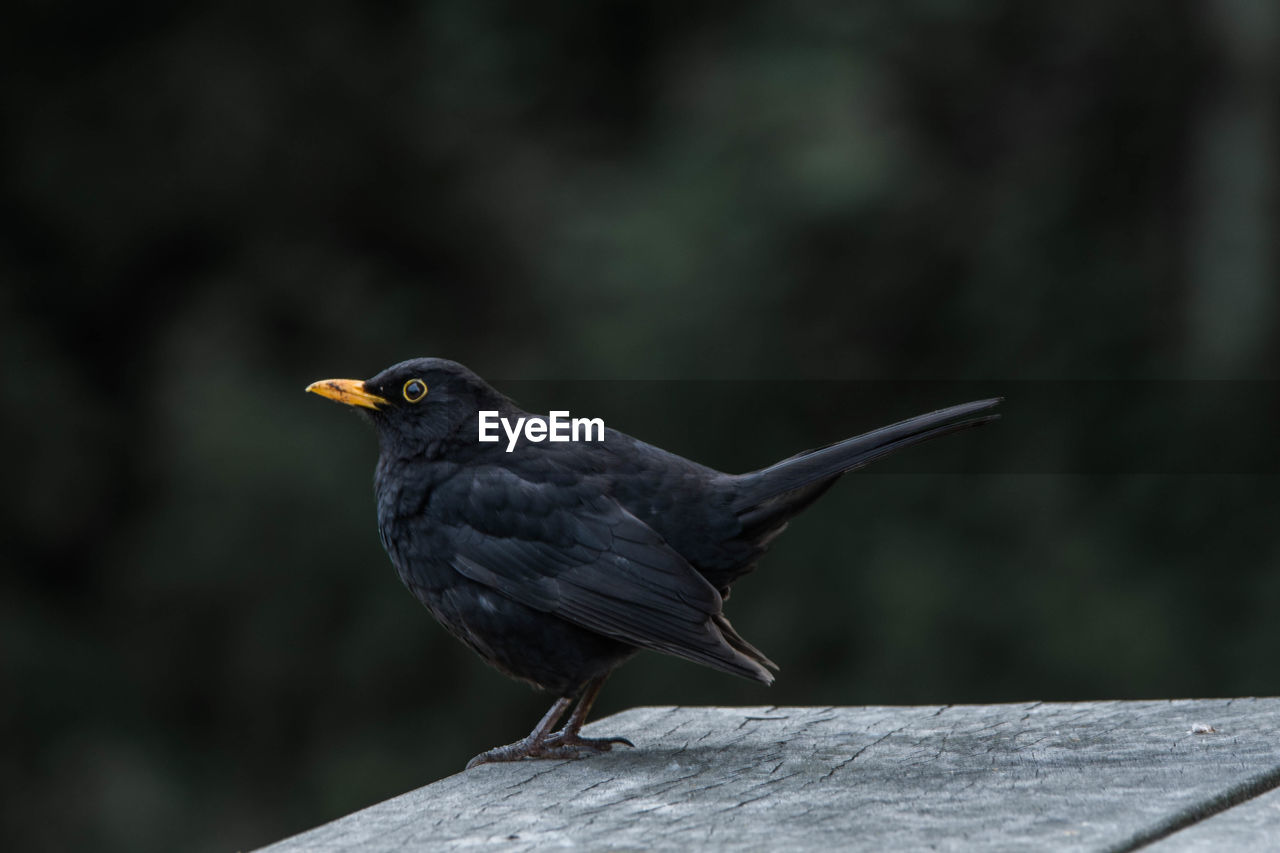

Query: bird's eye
<box><xmin>402</xmin><ymin>379</ymin><xmax>428</xmax><ymax>403</ymax></box>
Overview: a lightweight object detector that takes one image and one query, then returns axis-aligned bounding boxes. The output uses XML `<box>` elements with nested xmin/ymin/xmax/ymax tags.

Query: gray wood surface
<box><xmin>1149</xmin><ymin>786</ymin><xmax>1280</xmax><ymax>852</ymax></box>
<box><xmin>259</xmin><ymin>699</ymin><xmax>1280</xmax><ymax>852</ymax></box>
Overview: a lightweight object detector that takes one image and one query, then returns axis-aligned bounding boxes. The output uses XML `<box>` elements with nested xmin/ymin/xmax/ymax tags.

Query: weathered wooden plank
<box><xmin>259</xmin><ymin>699</ymin><xmax>1280</xmax><ymax>852</ymax></box>
<box><xmin>1148</xmin><ymin>787</ymin><xmax>1280</xmax><ymax>852</ymax></box>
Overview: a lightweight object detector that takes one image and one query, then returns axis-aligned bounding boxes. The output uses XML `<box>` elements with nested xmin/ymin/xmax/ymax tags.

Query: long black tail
<box><xmin>731</xmin><ymin>398</ymin><xmax>1001</xmax><ymax>515</ymax></box>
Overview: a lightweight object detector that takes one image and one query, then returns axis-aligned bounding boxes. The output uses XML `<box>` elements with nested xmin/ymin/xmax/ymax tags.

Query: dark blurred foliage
<box><xmin>3</xmin><ymin>0</ymin><xmax>1278</xmax><ymax>850</ymax></box>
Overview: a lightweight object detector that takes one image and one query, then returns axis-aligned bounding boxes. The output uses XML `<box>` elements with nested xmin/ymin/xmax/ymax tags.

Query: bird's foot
<box><xmin>544</xmin><ymin>730</ymin><xmax>635</xmax><ymax>756</ymax></box>
<box><xmin>465</xmin><ymin>731</ymin><xmax>633</xmax><ymax>769</ymax></box>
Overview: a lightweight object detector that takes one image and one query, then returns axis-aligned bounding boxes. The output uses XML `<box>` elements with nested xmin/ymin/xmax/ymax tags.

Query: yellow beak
<box><xmin>305</xmin><ymin>378</ymin><xmax>389</xmax><ymax>410</ymax></box>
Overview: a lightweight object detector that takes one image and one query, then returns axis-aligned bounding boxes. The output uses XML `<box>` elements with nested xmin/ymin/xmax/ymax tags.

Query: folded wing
<box><xmin>445</xmin><ymin>468</ymin><xmax>775</xmax><ymax>683</ymax></box>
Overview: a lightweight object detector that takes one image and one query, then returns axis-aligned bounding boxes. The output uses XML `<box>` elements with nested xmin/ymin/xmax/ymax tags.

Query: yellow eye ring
<box><xmin>402</xmin><ymin>378</ymin><xmax>428</xmax><ymax>403</ymax></box>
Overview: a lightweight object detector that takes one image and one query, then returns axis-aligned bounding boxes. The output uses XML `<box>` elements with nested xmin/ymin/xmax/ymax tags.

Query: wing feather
<box><xmin>445</xmin><ymin>469</ymin><xmax>773</xmax><ymax>683</ymax></box>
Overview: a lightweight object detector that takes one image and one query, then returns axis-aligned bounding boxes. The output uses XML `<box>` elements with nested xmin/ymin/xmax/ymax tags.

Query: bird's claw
<box><xmin>465</xmin><ymin>732</ymin><xmax>634</xmax><ymax>769</ymax></box>
<box><xmin>544</xmin><ymin>731</ymin><xmax>635</xmax><ymax>753</ymax></box>
<box><xmin>466</xmin><ymin>742</ymin><xmax>527</xmax><ymax>769</ymax></box>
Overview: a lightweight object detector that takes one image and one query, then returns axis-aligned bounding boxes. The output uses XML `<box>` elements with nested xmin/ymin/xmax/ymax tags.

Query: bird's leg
<box><xmin>465</xmin><ymin>695</ymin><xmax>573</xmax><ymax>769</ymax></box>
<box><xmin>465</xmin><ymin>678</ymin><xmax>634</xmax><ymax>769</ymax></box>
<box><xmin>543</xmin><ymin>676</ymin><xmax>634</xmax><ymax>753</ymax></box>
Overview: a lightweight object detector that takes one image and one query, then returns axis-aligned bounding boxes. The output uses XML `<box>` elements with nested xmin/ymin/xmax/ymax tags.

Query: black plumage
<box><xmin>307</xmin><ymin>358</ymin><xmax>999</xmax><ymax>767</ymax></box>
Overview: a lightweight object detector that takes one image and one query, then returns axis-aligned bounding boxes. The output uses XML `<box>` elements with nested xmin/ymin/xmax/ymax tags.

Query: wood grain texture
<box><xmin>1150</xmin><ymin>787</ymin><xmax>1280</xmax><ymax>852</ymax></box>
<box><xmin>258</xmin><ymin>699</ymin><xmax>1280</xmax><ymax>852</ymax></box>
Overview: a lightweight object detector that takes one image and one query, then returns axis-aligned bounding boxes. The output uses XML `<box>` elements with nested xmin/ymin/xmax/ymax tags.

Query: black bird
<box><xmin>307</xmin><ymin>359</ymin><xmax>998</xmax><ymax>768</ymax></box>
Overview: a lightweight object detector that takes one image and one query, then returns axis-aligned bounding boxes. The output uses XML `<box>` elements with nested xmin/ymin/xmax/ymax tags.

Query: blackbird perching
<box><xmin>307</xmin><ymin>359</ymin><xmax>999</xmax><ymax>768</ymax></box>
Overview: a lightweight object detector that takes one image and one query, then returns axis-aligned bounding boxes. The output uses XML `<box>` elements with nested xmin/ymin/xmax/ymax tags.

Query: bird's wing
<box><xmin>441</xmin><ymin>467</ymin><xmax>773</xmax><ymax>683</ymax></box>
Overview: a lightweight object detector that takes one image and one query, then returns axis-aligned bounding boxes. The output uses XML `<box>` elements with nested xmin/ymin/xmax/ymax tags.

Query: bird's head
<box><xmin>307</xmin><ymin>358</ymin><xmax>509</xmax><ymax>455</ymax></box>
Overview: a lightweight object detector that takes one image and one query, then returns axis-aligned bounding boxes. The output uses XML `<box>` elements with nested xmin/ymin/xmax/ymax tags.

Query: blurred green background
<box><xmin>4</xmin><ymin>1</ymin><xmax>1278</xmax><ymax>850</ymax></box>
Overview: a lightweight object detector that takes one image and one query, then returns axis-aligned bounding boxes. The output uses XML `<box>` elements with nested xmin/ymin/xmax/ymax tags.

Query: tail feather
<box><xmin>731</xmin><ymin>398</ymin><xmax>1001</xmax><ymax>514</ymax></box>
